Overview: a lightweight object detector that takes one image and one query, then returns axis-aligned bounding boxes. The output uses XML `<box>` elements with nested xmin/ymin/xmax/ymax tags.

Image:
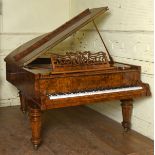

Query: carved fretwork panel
<box><xmin>51</xmin><ymin>51</ymin><xmax>111</xmax><ymax>72</ymax></box>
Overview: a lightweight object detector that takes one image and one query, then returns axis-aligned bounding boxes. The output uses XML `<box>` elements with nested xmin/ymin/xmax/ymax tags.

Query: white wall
<box><xmin>0</xmin><ymin>0</ymin><xmax>70</xmax><ymax>106</ymax></box>
<box><xmin>70</xmin><ymin>0</ymin><xmax>154</xmax><ymax>139</ymax></box>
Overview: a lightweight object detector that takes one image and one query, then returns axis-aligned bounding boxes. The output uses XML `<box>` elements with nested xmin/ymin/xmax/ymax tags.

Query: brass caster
<box><xmin>22</xmin><ymin>110</ymin><xmax>27</xmax><ymax>114</ymax></box>
<box><xmin>33</xmin><ymin>144</ymin><xmax>39</xmax><ymax>150</ymax></box>
<box><xmin>124</xmin><ymin>127</ymin><xmax>129</xmax><ymax>132</ymax></box>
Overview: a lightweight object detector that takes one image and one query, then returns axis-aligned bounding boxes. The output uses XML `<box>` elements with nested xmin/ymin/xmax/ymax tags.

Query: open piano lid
<box><xmin>4</xmin><ymin>7</ymin><xmax>109</xmax><ymax>67</ymax></box>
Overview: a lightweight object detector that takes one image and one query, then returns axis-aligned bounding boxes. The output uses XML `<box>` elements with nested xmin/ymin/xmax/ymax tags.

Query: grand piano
<box><xmin>4</xmin><ymin>7</ymin><xmax>151</xmax><ymax>149</ymax></box>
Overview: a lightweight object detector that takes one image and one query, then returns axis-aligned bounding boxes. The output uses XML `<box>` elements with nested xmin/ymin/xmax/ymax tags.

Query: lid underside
<box><xmin>4</xmin><ymin>7</ymin><xmax>109</xmax><ymax>67</ymax></box>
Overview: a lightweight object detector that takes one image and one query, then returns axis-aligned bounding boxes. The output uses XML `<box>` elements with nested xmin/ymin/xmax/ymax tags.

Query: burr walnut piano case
<box><xmin>4</xmin><ymin>6</ymin><xmax>151</xmax><ymax>149</ymax></box>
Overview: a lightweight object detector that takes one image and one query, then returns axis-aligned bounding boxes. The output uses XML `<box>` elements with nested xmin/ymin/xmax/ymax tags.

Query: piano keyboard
<box><xmin>48</xmin><ymin>86</ymin><xmax>143</xmax><ymax>100</ymax></box>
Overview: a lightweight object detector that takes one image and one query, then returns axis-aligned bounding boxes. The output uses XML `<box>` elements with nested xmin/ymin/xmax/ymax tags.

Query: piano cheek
<box><xmin>39</xmin><ymin>79</ymin><xmax>57</xmax><ymax>96</ymax></box>
<box><xmin>142</xmin><ymin>83</ymin><xmax>151</xmax><ymax>96</ymax></box>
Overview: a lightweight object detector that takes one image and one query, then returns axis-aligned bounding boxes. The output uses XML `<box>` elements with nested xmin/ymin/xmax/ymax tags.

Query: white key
<box><xmin>49</xmin><ymin>86</ymin><xmax>143</xmax><ymax>100</ymax></box>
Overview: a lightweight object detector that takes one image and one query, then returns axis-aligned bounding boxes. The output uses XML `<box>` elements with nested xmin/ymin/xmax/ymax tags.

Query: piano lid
<box><xmin>4</xmin><ymin>7</ymin><xmax>109</xmax><ymax>67</ymax></box>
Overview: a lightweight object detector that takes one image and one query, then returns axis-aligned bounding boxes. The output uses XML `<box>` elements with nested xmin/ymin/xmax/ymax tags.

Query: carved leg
<box><xmin>29</xmin><ymin>107</ymin><xmax>42</xmax><ymax>150</ymax></box>
<box><xmin>19</xmin><ymin>91</ymin><xmax>27</xmax><ymax>113</ymax></box>
<box><xmin>121</xmin><ymin>99</ymin><xmax>133</xmax><ymax>132</ymax></box>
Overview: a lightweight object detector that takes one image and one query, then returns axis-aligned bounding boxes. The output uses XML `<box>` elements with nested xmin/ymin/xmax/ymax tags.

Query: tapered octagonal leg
<box><xmin>19</xmin><ymin>91</ymin><xmax>27</xmax><ymax>113</ymax></box>
<box><xmin>29</xmin><ymin>107</ymin><xmax>42</xmax><ymax>150</ymax></box>
<box><xmin>121</xmin><ymin>99</ymin><xmax>133</xmax><ymax>131</ymax></box>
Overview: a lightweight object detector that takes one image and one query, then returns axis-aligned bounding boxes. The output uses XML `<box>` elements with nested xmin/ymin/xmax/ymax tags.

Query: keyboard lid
<box><xmin>4</xmin><ymin>7</ymin><xmax>109</xmax><ymax>67</ymax></box>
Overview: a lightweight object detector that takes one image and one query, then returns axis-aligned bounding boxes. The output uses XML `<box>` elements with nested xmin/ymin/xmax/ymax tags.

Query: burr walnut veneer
<box><xmin>4</xmin><ymin>7</ymin><xmax>151</xmax><ymax>149</ymax></box>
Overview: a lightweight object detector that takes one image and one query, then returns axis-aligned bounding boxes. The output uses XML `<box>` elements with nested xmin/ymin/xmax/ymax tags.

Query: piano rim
<box><xmin>23</xmin><ymin>61</ymin><xmax>141</xmax><ymax>78</ymax></box>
